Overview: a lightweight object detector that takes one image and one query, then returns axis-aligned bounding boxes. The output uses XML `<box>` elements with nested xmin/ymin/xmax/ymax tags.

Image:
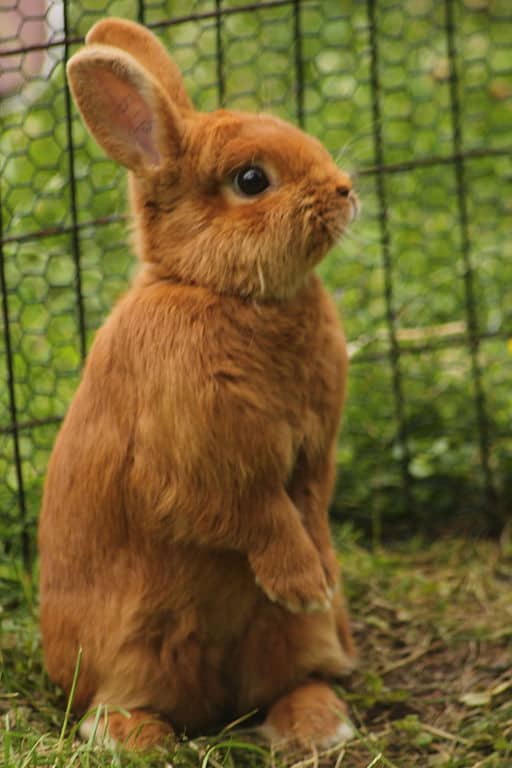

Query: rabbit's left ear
<box><xmin>67</xmin><ymin>45</ymin><xmax>184</xmax><ymax>174</ymax></box>
<box><xmin>85</xmin><ymin>18</ymin><xmax>194</xmax><ymax>114</ymax></box>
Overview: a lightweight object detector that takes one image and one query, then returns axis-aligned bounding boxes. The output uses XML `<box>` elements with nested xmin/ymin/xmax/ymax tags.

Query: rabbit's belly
<box><xmin>166</xmin><ymin>558</ymin><xmax>262</xmax><ymax>727</ymax></box>
<box><xmin>153</xmin><ymin>583</ymin><xmax>347</xmax><ymax>730</ymax></box>
<box><xmin>100</xmin><ymin>546</ymin><xmax>346</xmax><ymax>729</ymax></box>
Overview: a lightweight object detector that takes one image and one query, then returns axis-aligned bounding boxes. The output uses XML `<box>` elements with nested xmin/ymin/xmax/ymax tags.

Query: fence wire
<box><xmin>1</xmin><ymin>0</ymin><xmax>511</xmax><ymax>570</ymax></box>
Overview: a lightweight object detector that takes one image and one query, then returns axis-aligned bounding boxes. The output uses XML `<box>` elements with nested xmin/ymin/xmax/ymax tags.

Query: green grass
<box><xmin>2</xmin><ymin>529</ymin><xmax>511</xmax><ymax>767</ymax></box>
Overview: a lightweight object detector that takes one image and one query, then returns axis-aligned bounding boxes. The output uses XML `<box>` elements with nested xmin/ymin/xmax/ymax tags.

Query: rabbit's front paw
<box><xmin>250</xmin><ymin>542</ymin><xmax>332</xmax><ymax>613</ymax></box>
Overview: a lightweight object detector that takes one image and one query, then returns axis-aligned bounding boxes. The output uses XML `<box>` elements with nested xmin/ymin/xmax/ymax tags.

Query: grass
<box><xmin>1</xmin><ymin>528</ymin><xmax>511</xmax><ymax>767</ymax></box>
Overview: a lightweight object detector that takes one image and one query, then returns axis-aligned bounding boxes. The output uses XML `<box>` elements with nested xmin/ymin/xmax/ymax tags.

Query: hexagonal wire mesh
<box><xmin>1</xmin><ymin>0</ymin><xmax>511</xmax><ymax>570</ymax></box>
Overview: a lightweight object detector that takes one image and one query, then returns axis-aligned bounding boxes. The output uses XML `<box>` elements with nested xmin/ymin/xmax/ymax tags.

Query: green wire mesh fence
<box><xmin>1</xmin><ymin>0</ymin><xmax>511</xmax><ymax>570</ymax></box>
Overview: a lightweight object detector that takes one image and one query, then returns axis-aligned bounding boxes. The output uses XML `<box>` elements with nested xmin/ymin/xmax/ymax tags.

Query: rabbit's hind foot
<box><xmin>80</xmin><ymin>707</ymin><xmax>174</xmax><ymax>751</ymax></box>
<box><xmin>261</xmin><ymin>680</ymin><xmax>354</xmax><ymax>753</ymax></box>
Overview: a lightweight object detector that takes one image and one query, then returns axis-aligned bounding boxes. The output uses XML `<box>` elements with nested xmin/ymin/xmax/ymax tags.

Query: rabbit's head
<box><xmin>68</xmin><ymin>19</ymin><xmax>358</xmax><ymax>300</ymax></box>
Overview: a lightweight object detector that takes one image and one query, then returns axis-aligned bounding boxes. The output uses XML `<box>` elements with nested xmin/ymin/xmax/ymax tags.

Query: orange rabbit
<box><xmin>38</xmin><ymin>18</ymin><xmax>359</xmax><ymax>752</ymax></box>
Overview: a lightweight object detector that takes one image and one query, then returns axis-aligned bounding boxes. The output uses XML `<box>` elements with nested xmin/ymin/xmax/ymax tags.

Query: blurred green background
<box><xmin>1</xmin><ymin>0</ymin><xmax>511</xmax><ymax>565</ymax></box>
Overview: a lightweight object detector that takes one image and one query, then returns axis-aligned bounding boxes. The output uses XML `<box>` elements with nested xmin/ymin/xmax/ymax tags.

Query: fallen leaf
<box><xmin>459</xmin><ymin>692</ymin><xmax>491</xmax><ymax>707</ymax></box>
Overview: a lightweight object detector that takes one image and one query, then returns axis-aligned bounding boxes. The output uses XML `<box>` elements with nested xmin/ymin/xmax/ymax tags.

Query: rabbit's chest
<box><xmin>208</xmin><ymin>302</ymin><xmax>338</xmax><ymax>477</ymax></box>
<box><xmin>213</xmin><ymin>316</ymin><xmax>315</xmax><ymax>422</ymax></box>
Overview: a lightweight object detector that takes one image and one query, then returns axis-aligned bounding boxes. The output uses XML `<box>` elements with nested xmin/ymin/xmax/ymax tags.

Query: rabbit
<box><xmin>38</xmin><ymin>17</ymin><xmax>359</xmax><ymax>753</ymax></box>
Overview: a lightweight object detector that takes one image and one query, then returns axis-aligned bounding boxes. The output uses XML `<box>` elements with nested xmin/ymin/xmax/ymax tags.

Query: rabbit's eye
<box><xmin>233</xmin><ymin>166</ymin><xmax>270</xmax><ymax>197</ymax></box>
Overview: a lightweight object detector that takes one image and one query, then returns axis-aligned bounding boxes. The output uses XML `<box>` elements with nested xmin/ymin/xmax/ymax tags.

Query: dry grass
<box><xmin>1</xmin><ymin>529</ymin><xmax>511</xmax><ymax>767</ymax></box>
<box><xmin>333</xmin><ymin>530</ymin><xmax>512</xmax><ymax>767</ymax></box>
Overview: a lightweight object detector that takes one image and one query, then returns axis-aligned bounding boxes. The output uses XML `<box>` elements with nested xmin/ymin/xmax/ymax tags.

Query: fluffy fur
<box><xmin>38</xmin><ymin>18</ymin><xmax>358</xmax><ymax>752</ymax></box>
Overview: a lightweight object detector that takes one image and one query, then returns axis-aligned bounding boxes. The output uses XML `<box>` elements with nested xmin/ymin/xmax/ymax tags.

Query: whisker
<box><xmin>334</xmin><ymin>116</ymin><xmax>383</xmax><ymax>167</ymax></box>
<box><xmin>257</xmin><ymin>258</ymin><xmax>266</xmax><ymax>296</ymax></box>
<box><xmin>341</xmin><ymin>228</ymin><xmax>381</xmax><ymax>248</ymax></box>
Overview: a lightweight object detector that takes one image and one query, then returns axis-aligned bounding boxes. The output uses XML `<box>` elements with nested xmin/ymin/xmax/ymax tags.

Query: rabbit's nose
<box><xmin>334</xmin><ymin>170</ymin><xmax>352</xmax><ymax>197</ymax></box>
<box><xmin>336</xmin><ymin>183</ymin><xmax>352</xmax><ymax>198</ymax></box>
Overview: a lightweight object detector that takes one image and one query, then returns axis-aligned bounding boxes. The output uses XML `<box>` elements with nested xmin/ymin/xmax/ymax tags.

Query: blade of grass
<box><xmin>57</xmin><ymin>646</ymin><xmax>82</xmax><ymax>751</ymax></box>
<box><xmin>201</xmin><ymin>739</ymin><xmax>270</xmax><ymax>768</ymax></box>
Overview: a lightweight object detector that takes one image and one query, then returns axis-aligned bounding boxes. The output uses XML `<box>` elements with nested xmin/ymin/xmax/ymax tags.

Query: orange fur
<box><xmin>39</xmin><ymin>18</ymin><xmax>358</xmax><ymax>752</ymax></box>
<box><xmin>264</xmin><ymin>681</ymin><xmax>353</xmax><ymax>750</ymax></box>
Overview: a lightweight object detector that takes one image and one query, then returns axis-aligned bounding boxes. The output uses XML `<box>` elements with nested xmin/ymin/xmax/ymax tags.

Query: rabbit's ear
<box><xmin>85</xmin><ymin>18</ymin><xmax>193</xmax><ymax>114</ymax></box>
<box><xmin>67</xmin><ymin>45</ymin><xmax>184</xmax><ymax>174</ymax></box>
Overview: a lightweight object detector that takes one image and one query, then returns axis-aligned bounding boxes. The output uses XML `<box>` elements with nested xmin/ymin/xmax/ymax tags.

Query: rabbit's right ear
<box><xmin>85</xmin><ymin>18</ymin><xmax>193</xmax><ymax>114</ymax></box>
<box><xmin>67</xmin><ymin>45</ymin><xmax>184</xmax><ymax>174</ymax></box>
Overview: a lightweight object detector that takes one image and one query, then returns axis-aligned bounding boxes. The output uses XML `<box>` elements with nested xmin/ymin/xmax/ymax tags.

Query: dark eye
<box><xmin>233</xmin><ymin>166</ymin><xmax>270</xmax><ymax>197</ymax></box>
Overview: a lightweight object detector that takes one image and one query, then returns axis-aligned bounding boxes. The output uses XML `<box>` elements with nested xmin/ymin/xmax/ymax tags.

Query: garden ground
<box><xmin>1</xmin><ymin>530</ymin><xmax>511</xmax><ymax>768</ymax></box>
